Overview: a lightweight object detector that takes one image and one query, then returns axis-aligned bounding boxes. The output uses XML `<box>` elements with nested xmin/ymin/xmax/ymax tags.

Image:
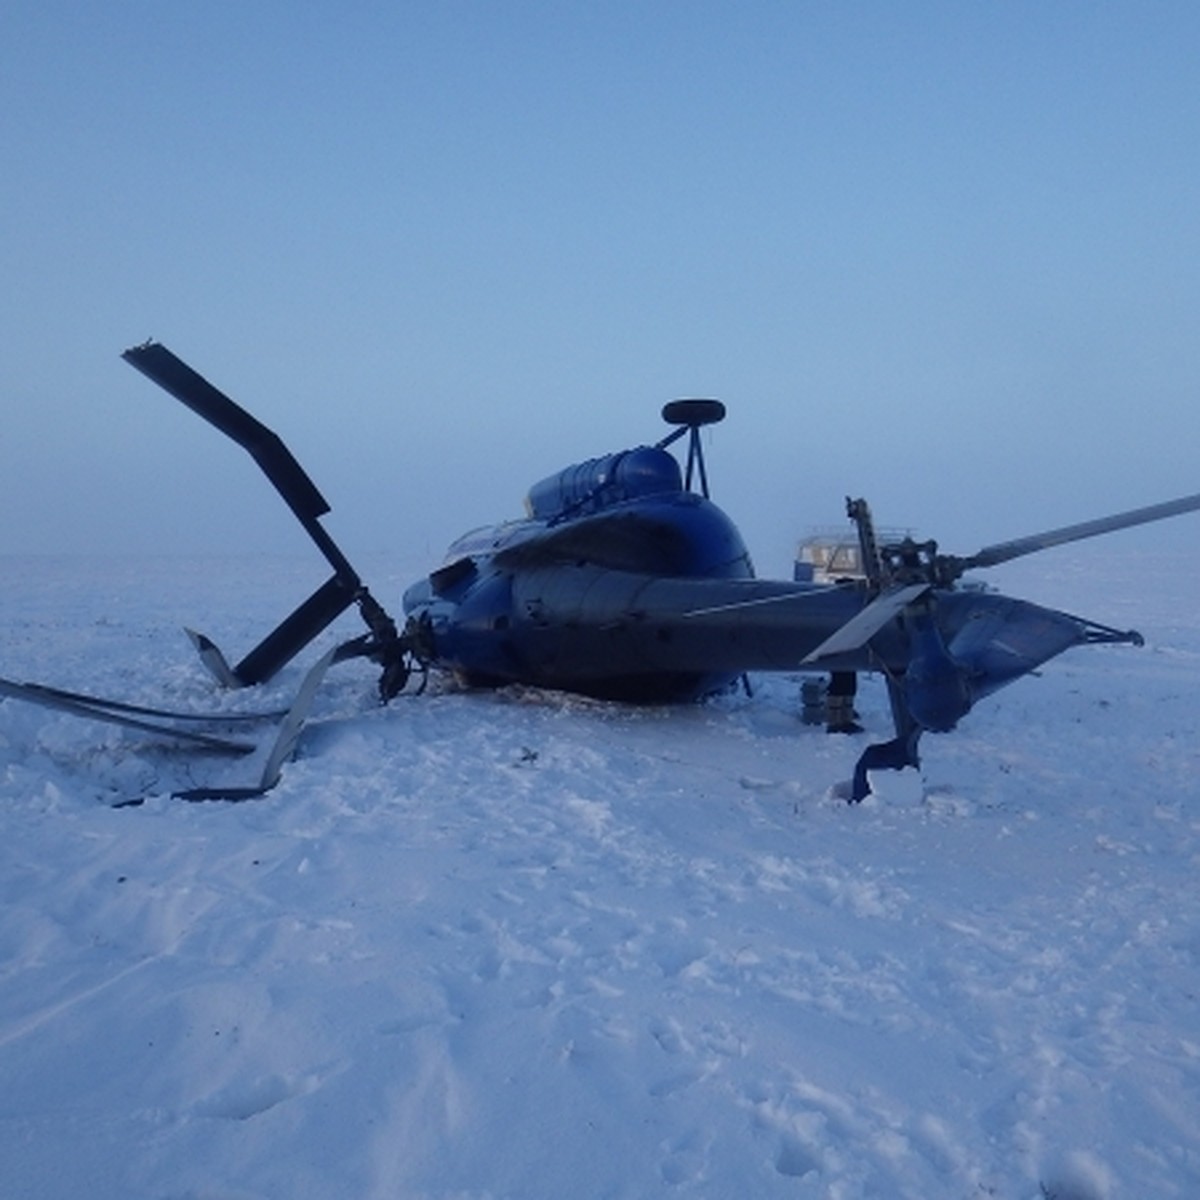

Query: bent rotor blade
<box><xmin>801</xmin><ymin>583</ymin><xmax>930</xmax><ymax>664</ymax></box>
<box><xmin>121</xmin><ymin>341</ymin><xmax>397</xmax><ymax>686</ymax></box>
<box><xmin>121</xmin><ymin>341</ymin><xmax>330</xmax><ymax>524</ymax></box>
<box><xmin>174</xmin><ymin>637</ymin><xmax>371</xmax><ymax>801</ymax></box>
<box><xmin>8</xmin><ymin>676</ymin><xmax>285</xmax><ymax>722</ymax></box>
<box><xmin>0</xmin><ymin>676</ymin><xmax>255</xmax><ymax>754</ymax></box>
<box><xmin>121</xmin><ymin>341</ymin><xmax>362</xmax><ymax>589</ymax></box>
<box><xmin>961</xmin><ymin>490</ymin><xmax>1200</xmax><ymax>573</ymax></box>
<box><xmin>186</xmin><ymin>629</ymin><xmax>242</xmax><ymax>688</ymax></box>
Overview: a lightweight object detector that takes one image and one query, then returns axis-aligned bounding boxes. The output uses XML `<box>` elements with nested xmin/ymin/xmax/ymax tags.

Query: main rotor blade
<box><xmin>0</xmin><ymin>676</ymin><xmax>255</xmax><ymax>754</ymax></box>
<box><xmin>122</xmin><ymin>341</ymin><xmax>331</xmax><ymax>524</ymax></box>
<box><xmin>960</xmin><ymin>490</ymin><xmax>1200</xmax><ymax>573</ymax></box>
<box><xmin>121</xmin><ymin>341</ymin><xmax>393</xmax><ymax>685</ymax></box>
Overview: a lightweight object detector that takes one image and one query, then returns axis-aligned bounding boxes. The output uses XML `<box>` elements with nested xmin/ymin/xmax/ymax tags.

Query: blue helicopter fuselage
<box><xmin>399</xmin><ymin>445</ymin><xmax>1093</xmax><ymax>717</ymax></box>
<box><xmin>402</xmin><ymin>445</ymin><xmax>759</xmax><ymax>699</ymax></box>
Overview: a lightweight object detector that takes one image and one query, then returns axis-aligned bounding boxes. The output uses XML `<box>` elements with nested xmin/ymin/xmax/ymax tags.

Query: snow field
<box><xmin>2</xmin><ymin>548</ymin><xmax>1198</xmax><ymax>1198</ymax></box>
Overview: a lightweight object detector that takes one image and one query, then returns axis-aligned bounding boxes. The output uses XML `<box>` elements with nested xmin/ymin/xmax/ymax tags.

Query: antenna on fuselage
<box><xmin>656</xmin><ymin>399</ymin><xmax>726</xmax><ymax>499</ymax></box>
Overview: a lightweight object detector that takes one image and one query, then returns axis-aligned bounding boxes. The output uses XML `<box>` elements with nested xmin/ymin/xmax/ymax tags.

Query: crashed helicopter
<box><xmin>6</xmin><ymin>341</ymin><xmax>1199</xmax><ymax>802</ymax></box>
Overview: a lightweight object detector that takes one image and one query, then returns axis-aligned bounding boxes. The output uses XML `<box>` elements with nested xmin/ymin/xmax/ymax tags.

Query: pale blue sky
<box><xmin>3</xmin><ymin>2</ymin><xmax>1198</xmax><ymax>573</ymax></box>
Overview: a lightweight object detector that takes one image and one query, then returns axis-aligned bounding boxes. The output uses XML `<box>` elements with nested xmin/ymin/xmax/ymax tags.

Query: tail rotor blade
<box><xmin>801</xmin><ymin>583</ymin><xmax>931</xmax><ymax>664</ymax></box>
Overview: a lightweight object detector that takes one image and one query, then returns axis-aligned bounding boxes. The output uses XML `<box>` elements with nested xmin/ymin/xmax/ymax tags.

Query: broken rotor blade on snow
<box><xmin>0</xmin><ymin>676</ymin><xmax>257</xmax><ymax>754</ymax></box>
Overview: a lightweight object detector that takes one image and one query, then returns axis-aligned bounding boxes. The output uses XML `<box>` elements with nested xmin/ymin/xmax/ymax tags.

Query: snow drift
<box><xmin>1</xmin><ymin>546</ymin><xmax>1198</xmax><ymax>1198</ymax></box>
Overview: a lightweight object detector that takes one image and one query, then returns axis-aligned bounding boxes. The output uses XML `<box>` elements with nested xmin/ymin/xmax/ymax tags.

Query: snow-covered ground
<box><xmin>2</xmin><ymin>544</ymin><xmax>1198</xmax><ymax>1199</ymax></box>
